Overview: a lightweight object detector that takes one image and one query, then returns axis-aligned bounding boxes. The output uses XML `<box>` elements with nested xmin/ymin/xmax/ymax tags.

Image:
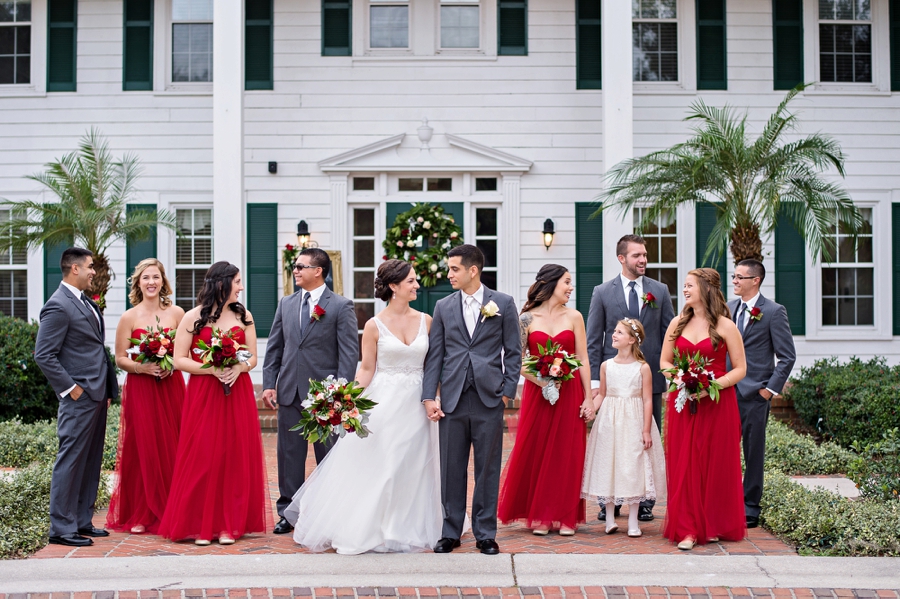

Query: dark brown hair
<box><xmin>60</xmin><ymin>247</ymin><xmax>92</xmax><ymax>274</ymax></box>
<box><xmin>669</xmin><ymin>268</ymin><xmax>730</xmax><ymax>349</ymax></box>
<box><xmin>521</xmin><ymin>264</ymin><xmax>568</xmax><ymax>313</ymax></box>
<box><xmin>736</xmin><ymin>259</ymin><xmax>766</xmax><ymax>283</ymax></box>
<box><xmin>374</xmin><ymin>259</ymin><xmax>413</xmax><ymax>302</ymax></box>
<box><xmin>447</xmin><ymin>244</ymin><xmax>484</xmax><ymax>273</ymax></box>
<box><xmin>616</xmin><ymin>234</ymin><xmax>646</xmax><ymax>257</ymax></box>
<box><xmin>299</xmin><ymin>247</ymin><xmax>331</xmax><ymax>279</ymax></box>
<box><xmin>191</xmin><ymin>261</ymin><xmax>253</xmax><ymax>333</ymax></box>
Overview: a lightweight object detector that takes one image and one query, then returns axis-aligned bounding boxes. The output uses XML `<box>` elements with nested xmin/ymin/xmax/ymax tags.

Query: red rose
<box><xmin>92</xmin><ymin>295</ymin><xmax>101</xmax><ymax>302</ymax></box>
<box><xmin>317</xmin><ymin>418</ymin><xmax>329</xmax><ymax>427</ymax></box>
<box><xmin>221</xmin><ymin>344</ymin><xmax>237</xmax><ymax>359</ymax></box>
<box><xmin>148</xmin><ymin>339</ymin><xmax>162</xmax><ymax>354</ymax></box>
<box><xmin>313</xmin><ymin>305</ymin><xmax>326</xmax><ymax>320</ymax></box>
<box><xmin>750</xmin><ymin>307</ymin><xmax>762</xmax><ymax>319</ymax></box>
<box><xmin>329</xmin><ymin>413</ymin><xmax>342</xmax><ymax>425</ymax></box>
<box><xmin>401</xmin><ymin>228</ymin><xmax>410</xmax><ymax>236</ymax></box>
<box><xmin>539</xmin><ymin>365</ymin><xmax>550</xmax><ymax>377</ymax></box>
<box><xmin>285</xmin><ymin>243</ymin><xmax>295</xmax><ymax>251</ymax></box>
<box><xmin>139</xmin><ymin>341</ymin><xmax>149</xmax><ymax>354</ymax></box>
<box><xmin>560</xmin><ymin>362</ymin><xmax>571</xmax><ymax>375</ymax></box>
<box><xmin>646</xmin><ymin>293</ymin><xmax>655</xmax><ymax>302</ymax></box>
<box><xmin>698</xmin><ymin>373</ymin><xmax>709</xmax><ymax>387</ymax></box>
<box><xmin>382</xmin><ymin>255</ymin><xmax>388</xmax><ymax>260</ymax></box>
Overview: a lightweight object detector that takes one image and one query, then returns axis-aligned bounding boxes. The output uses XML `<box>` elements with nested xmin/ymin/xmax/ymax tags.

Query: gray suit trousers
<box><xmin>276</xmin><ymin>397</ymin><xmax>333</xmax><ymax>517</ymax></box>
<box><xmin>49</xmin><ymin>395</ymin><xmax>109</xmax><ymax>536</ymax></box>
<box><xmin>737</xmin><ymin>389</ymin><xmax>769</xmax><ymax>518</ymax></box>
<box><xmin>439</xmin><ymin>385</ymin><xmax>504</xmax><ymax>542</ymax></box>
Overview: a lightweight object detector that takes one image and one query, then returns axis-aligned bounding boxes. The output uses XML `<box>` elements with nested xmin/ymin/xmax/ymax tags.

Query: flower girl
<box><xmin>582</xmin><ymin>318</ymin><xmax>666</xmax><ymax>537</ymax></box>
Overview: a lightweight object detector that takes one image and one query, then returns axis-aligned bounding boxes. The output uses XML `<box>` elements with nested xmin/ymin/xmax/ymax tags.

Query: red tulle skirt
<box><xmin>106</xmin><ymin>372</ymin><xmax>186</xmax><ymax>534</ymax></box>
<box><xmin>498</xmin><ymin>376</ymin><xmax>587</xmax><ymax>529</ymax></box>
<box><xmin>158</xmin><ymin>372</ymin><xmax>271</xmax><ymax>541</ymax></box>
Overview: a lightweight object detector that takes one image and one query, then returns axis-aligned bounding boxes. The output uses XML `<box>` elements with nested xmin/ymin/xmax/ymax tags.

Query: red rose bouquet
<box><xmin>126</xmin><ymin>317</ymin><xmax>176</xmax><ymax>381</ymax></box>
<box><xmin>290</xmin><ymin>375</ymin><xmax>378</xmax><ymax>444</ymax></box>
<box><xmin>522</xmin><ymin>338</ymin><xmax>582</xmax><ymax>405</ymax></box>
<box><xmin>661</xmin><ymin>348</ymin><xmax>722</xmax><ymax>414</ymax></box>
<box><xmin>192</xmin><ymin>327</ymin><xmax>253</xmax><ymax>395</ymax></box>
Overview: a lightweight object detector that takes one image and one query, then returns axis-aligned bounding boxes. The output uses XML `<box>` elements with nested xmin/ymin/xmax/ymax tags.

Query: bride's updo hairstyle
<box><xmin>669</xmin><ymin>267</ymin><xmax>730</xmax><ymax>349</ymax></box>
<box><xmin>521</xmin><ymin>264</ymin><xmax>568</xmax><ymax>313</ymax></box>
<box><xmin>374</xmin><ymin>259</ymin><xmax>413</xmax><ymax>302</ymax></box>
<box><xmin>191</xmin><ymin>261</ymin><xmax>253</xmax><ymax>333</ymax></box>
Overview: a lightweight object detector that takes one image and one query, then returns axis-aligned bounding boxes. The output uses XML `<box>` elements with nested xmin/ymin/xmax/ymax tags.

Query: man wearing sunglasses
<box><xmin>728</xmin><ymin>259</ymin><xmax>796</xmax><ymax>529</ymax></box>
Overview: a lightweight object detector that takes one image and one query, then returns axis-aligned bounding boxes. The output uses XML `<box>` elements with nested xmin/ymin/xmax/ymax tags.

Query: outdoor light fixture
<box><xmin>542</xmin><ymin>219</ymin><xmax>555</xmax><ymax>250</ymax></box>
<box><xmin>297</xmin><ymin>220</ymin><xmax>318</xmax><ymax>248</ymax></box>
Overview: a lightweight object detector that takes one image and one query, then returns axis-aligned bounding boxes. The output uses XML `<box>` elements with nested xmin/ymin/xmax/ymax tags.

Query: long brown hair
<box><xmin>521</xmin><ymin>264</ymin><xmax>568</xmax><ymax>313</ymax></box>
<box><xmin>669</xmin><ymin>268</ymin><xmax>730</xmax><ymax>349</ymax></box>
<box><xmin>127</xmin><ymin>258</ymin><xmax>174</xmax><ymax>308</ymax></box>
<box><xmin>618</xmin><ymin>318</ymin><xmax>647</xmax><ymax>363</ymax></box>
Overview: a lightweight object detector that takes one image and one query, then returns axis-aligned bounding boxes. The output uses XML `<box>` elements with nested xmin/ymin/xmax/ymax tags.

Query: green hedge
<box><xmin>786</xmin><ymin>357</ymin><xmax>900</xmax><ymax>447</ymax></box>
<box><xmin>0</xmin><ymin>316</ymin><xmax>59</xmax><ymax>423</ymax></box>
<box><xmin>764</xmin><ymin>419</ymin><xmax>855</xmax><ymax>475</ymax></box>
<box><xmin>847</xmin><ymin>428</ymin><xmax>900</xmax><ymax>502</ymax></box>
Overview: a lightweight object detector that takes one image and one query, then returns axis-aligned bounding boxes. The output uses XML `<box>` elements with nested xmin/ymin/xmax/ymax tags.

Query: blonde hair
<box><xmin>669</xmin><ymin>268</ymin><xmax>731</xmax><ymax>349</ymax></box>
<box><xmin>618</xmin><ymin>318</ymin><xmax>647</xmax><ymax>363</ymax></box>
<box><xmin>127</xmin><ymin>258</ymin><xmax>174</xmax><ymax>308</ymax></box>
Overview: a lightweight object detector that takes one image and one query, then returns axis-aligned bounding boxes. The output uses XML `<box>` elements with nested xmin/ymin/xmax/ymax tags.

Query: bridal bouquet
<box><xmin>522</xmin><ymin>339</ymin><xmax>582</xmax><ymax>405</ymax></box>
<box><xmin>291</xmin><ymin>375</ymin><xmax>378</xmax><ymax>444</ymax></box>
<box><xmin>192</xmin><ymin>327</ymin><xmax>253</xmax><ymax>396</ymax></box>
<box><xmin>661</xmin><ymin>348</ymin><xmax>722</xmax><ymax>414</ymax></box>
<box><xmin>126</xmin><ymin>317</ymin><xmax>176</xmax><ymax>381</ymax></box>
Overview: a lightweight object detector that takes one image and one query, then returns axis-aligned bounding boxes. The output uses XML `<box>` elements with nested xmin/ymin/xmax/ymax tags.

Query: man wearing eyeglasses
<box><xmin>728</xmin><ymin>259</ymin><xmax>796</xmax><ymax>529</ymax></box>
<box><xmin>262</xmin><ymin>248</ymin><xmax>359</xmax><ymax>535</ymax></box>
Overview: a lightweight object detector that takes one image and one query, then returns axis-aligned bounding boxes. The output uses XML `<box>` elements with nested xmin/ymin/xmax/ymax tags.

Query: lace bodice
<box><xmin>604</xmin><ymin>359</ymin><xmax>643</xmax><ymax>399</ymax></box>
<box><xmin>372</xmin><ymin>314</ymin><xmax>428</xmax><ymax>378</ymax></box>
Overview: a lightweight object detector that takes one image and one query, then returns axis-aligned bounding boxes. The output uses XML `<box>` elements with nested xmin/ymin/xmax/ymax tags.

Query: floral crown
<box><xmin>622</xmin><ymin>318</ymin><xmax>643</xmax><ymax>344</ymax></box>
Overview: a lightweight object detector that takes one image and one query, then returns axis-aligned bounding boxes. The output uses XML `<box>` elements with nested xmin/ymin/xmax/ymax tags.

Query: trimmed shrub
<box><xmin>0</xmin><ymin>316</ymin><xmax>58</xmax><ymax>423</ymax></box>
<box><xmin>847</xmin><ymin>428</ymin><xmax>900</xmax><ymax>502</ymax></box>
<box><xmin>764</xmin><ymin>419</ymin><xmax>855</xmax><ymax>475</ymax></box>
<box><xmin>785</xmin><ymin>357</ymin><xmax>900</xmax><ymax>448</ymax></box>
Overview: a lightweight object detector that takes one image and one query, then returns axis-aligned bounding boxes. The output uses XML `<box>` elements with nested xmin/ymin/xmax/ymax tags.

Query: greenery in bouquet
<box><xmin>382</xmin><ymin>203</ymin><xmax>464</xmax><ymax>287</ymax></box>
<box><xmin>661</xmin><ymin>348</ymin><xmax>722</xmax><ymax>414</ymax></box>
<box><xmin>522</xmin><ymin>338</ymin><xmax>582</xmax><ymax>405</ymax></box>
<box><xmin>282</xmin><ymin>243</ymin><xmax>301</xmax><ymax>275</ymax></box>
<box><xmin>126</xmin><ymin>316</ymin><xmax>176</xmax><ymax>374</ymax></box>
<box><xmin>291</xmin><ymin>375</ymin><xmax>377</xmax><ymax>444</ymax></box>
<box><xmin>192</xmin><ymin>327</ymin><xmax>253</xmax><ymax>395</ymax></box>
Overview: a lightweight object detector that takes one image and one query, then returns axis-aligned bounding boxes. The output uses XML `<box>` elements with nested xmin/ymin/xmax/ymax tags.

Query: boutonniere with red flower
<box><xmin>748</xmin><ymin>306</ymin><xmax>763</xmax><ymax>322</ymax></box>
<box><xmin>311</xmin><ymin>304</ymin><xmax>326</xmax><ymax>323</ymax></box>
<box><xmin>641</xmin><ymin>292</ymin><xmax>657</xmax><ymax>309</ymax></box>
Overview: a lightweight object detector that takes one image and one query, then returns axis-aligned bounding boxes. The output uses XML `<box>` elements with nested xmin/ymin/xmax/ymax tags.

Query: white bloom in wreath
<box><xmin>450</xmin><ymin>231</ymin><xmax>458</xmax><ymax>239</ymax></box>
<box><xmin>436</xmin><ymin>273</ymin><xmax>442</xmax><ymax>279</ymax></box>
<box><xmin>417</xmin><ymin>216</ymin><xmax>424</xmax><ymax>223</ymax></box>
<box><xmin>430</xmin><ymin>263</ymin><xmax>438</xmax><ymax>272</ymax></box>
<box><xmin>423</xmin><ymin>221</ymin><xmax>431</xmax><ymax>229</ymax></box>
<box><xmin>406</xmin><ymin>240</ymin><xmax>415</xmax><ymax>247</ymax></box>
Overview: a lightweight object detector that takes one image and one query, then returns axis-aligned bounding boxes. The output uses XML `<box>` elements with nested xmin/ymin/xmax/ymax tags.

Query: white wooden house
<box><xmin>1</xmin><ymin>0</ymin><xmax>899</xmax><ymax>382</ymax></box>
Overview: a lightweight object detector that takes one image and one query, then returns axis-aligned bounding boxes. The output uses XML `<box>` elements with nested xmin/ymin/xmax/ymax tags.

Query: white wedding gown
<box><xmin>283</xmin><ymin>314</ymin><xmax>443</xmax><ymax>554</ymax></box>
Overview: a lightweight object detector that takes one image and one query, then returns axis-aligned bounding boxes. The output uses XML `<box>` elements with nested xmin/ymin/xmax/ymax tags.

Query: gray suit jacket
<box><xmin>262</xmin><ymin>287</ymin><xmax>359</xmax><ymax>406</ymax></box>
<box><xmin>34</xmin><ymin>284</ymin><xmax>118</xmax><ymax>402</ymax></box>
<box><xmin>586</xmin><ymin>276</ymin><xmax>675</xmax><ymax>394</ymax></box>
<box><xmin>727</xmin><ymin>295</ymin><xmax>796</xmax><ymax>400</ymax></box>
<box><xmin>422</xmin><ymin>287</ymin><xmax>521</xmax><ymax>413</ymax></box>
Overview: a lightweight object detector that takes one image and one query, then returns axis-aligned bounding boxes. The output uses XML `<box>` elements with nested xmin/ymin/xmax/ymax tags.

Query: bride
<box><xmin>284</xmin><ymin>259</ymin><xmax>443</xmax><ymax>554</ymax></box>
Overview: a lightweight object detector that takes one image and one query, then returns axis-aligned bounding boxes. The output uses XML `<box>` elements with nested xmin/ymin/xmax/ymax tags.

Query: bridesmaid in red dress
<box><xmin>107</xmin><ymin>258</ymin><xmax>186</xmax><ymax>535</ymax></box>
<box><xmin>498</xmin><ymin>264</ymin><xmax>594</xmax><ymax>535</ymax></box>
<box><xmin>660</xmin><ymin>268</ymin><xmax>747</xmax><ymax>550</ymax></box>
<box><xmin>159</xmin><ymin>261</ymin><xmax>271</xmax><ymax>545</ymax></box>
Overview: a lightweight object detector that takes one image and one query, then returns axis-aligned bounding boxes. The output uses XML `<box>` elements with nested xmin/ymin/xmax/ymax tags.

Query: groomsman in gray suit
<box><xmin>34</xmin><ymin>247</ymin><xmax>119</xmax><ymax>547</ymax></box>
<box><xmin>423</xmin><ymin>244</ymin><xmax>521</xmax><ymax>555</ymax></box>
<box><xmin>262</xmin><ymin>248</ymin><xmax>359</xmax><ymax>535</ymax></box>
<box><xmin>586</xmin><ymin>234</ymin><xmax>675</xmax><ymax>522</ymax></box>
<box><xmin>728</xmin><ymin>259</ymin><xmax>796</xmax><ymax>529</ymax></box>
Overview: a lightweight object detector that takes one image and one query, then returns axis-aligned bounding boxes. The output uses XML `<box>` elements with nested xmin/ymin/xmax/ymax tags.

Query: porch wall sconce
<box><xmin>297</xmin><ymin>220</ymin><xmax>318</xmax><ymax>248</ymax></box>
<box><xmin>542</xmin><ymin>219</ymin><xmax>555</xmax><ymax>250</ymax></box>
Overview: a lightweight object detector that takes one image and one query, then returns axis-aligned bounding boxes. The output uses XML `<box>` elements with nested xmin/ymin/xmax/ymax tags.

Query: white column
<box><xmin>601</xmin><ymin>0</ymin><xmax>634</xmax><ymax>280</ymax></box>
<box><xmin>212</xmin><ymin>0</ymin><xmax>245</xmax><ymax>272</ymax></box>
<box><xmin>329</xmin><ymin>173</ymin><xmax>350</xmax><ymax>296</ymax></box>
<box><xmin>500</xmin><ymin>173</ymin><xmax>522</xmax><ymax>304</ymax></box>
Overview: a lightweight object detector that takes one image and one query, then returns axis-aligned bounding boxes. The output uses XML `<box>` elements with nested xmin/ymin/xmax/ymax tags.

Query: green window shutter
<box><xmin>774</xmin><ymin>211</ymin><xmax>806</xmax><ymax>336</ymax></box>
<box><xmin>576</xmin><ymin>0</ymin><xmax>601</xmax><ymax>89</ymax></box>
<box><xmin>246</xmin><ymin>0</ymin><xmax>273</xmax><ymax>90</ymax></box>
<box><xmin>893</xmin><ymin>203</ymin><xmax>900</xmax><ymax>335</ymax></box>
<box><xmin>773</xmin><ymin>0</ymin><xmax>803</xmax><ymax>90</ymax></box>
<box><xmin>246</xmin><ymin>204</ymin><xmax>278</xmax><ymax>337</ymax></box>
<box><xmin>47</xmin><ymin>0</ymin><xmax>77</xmax><ymax>92</ymax></box>
<box><xmin>43</xmin><ymin>238</ymin><xmax>72</xmax><ymax>302</ymax></box>
<box><xmin>575</xmin><ymin>203</ymin><xmax>603</xmax><ymax>318</ymax></box>
<box><xmin>695</xmin><ymin>203</ymin><xmax>727</xmax><ymax>294</ymax></box>
<box><xmin>891</xmin><ymin>0</ymin><xmax>900</xmax><ymax>91</ymax></box>
<box><xmin>696</xmin><ymin>0</ymin><xmax>726</xmax><ymax>90</ymax></box>
<box><xmin>498</xmin><ymin>0</ymin><xmax>527</xmax><ymax>56</ymax></box>
<box><xmin>322</xmin><ymin>0</ymin><xmax>351</xmax><ymax>56</ymax></box>
<box><xmin>123</xmin><ymin>0</ymin><xmax>153</xmax><ymax>91</ymax></box>
<box><xmin>125</xmin><ymin>204</ymin><xmax>158</xmax><ymax>305</ymax></box>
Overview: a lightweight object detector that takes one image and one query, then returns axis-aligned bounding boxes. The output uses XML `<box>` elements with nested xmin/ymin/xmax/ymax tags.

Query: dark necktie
<box><xmin>738</xmin><ymin>302</ymin><xmax>748</xmax><ymax>335</ymax></box>
<box><xmin>300</xmin><ymin>291</ymin><xmax>311</xmax><ymax>333</ymax></box>
<box><xmin>628</xmin><ymin>281</ymin><xmax>640</xmax><ymax>318</ymax></box>
<box><xmin>81</xmin><ymin>293</ymin><xmax>100</xmax><ymax>330</ymax></box>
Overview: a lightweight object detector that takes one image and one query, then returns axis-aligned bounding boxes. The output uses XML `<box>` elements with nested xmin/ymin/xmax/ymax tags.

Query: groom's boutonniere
<box><xmin>748</xmin><ymin>306</ymin><xmax>763</xmax><ymax>322</ymax></box>
<box><xmin>480</xmin><ymin>300</ymin><xmax>501</xmax><ymax>323</ymax></box>
<box><xmin>311</xmin><ymin>304</ymin><xmax>326</xmax><ymax>323</ymax></box>
<box><xmin>641</xmin><ymin>292</ymin><xmax>657</xmax><ymax>309</ymax></box>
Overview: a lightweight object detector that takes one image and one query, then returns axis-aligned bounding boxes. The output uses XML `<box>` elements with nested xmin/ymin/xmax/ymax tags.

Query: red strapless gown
<box><xmin>158</xmin><ymin>326</ymin><xmax>271</xmax><ymax>542</ymax></box>
<box><xmin>106</xmin><ymin>329</ymin><xmax>186</xmax><ymax>534</ymax></box>
<box><xmin>663</xmin><ymin>336</ymin><xmax>746</xmax><ymax>545</ymax></box>
<box><xmin>498</xmin><ymin>330</ymin><xmax>587</xmax><ymax>530</ymax></box>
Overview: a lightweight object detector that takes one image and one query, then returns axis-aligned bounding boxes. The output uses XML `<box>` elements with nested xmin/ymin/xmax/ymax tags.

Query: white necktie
<box><xmin>464</xmin><ymin>296</ymin><xmax>477</xmax><ymax>337</ymax></box>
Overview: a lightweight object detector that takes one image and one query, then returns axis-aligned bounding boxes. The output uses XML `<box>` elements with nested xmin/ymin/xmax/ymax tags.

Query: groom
<box><xmin>423</xmin><ymin>244</ymin><xmax>521</xmax><ymax>555</ymax></box>
<box><xmin>262</xmin><ymin>247</ymin><xmax>359</xmax><ymax>535</ymax></box>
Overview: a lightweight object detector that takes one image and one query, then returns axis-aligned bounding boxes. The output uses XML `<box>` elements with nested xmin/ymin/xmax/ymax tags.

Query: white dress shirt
<box><xmin>301</xmin><ymin>282</ymin><xmax>328</xmax><ymax>328</ymax></box>
<box><xmin>60</xmin><ymin>281</ymin><xmax>102</xmax><ymax>398</ymax></box>
<box><xmin>620</xmin><ymin>273</ymin><xmax>644</xmax><ymax>314</ymax></box>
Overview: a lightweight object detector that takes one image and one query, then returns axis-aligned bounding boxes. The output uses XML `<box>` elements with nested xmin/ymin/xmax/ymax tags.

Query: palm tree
<box><xmin>594</xmin><ymin>85</ymin><xmax>863</xmax><ymax>265</ymax></box>
<box><xmin>0</xmin><ymin>129</ymin><xmax>177</xmax><ymax>311</ymax></box>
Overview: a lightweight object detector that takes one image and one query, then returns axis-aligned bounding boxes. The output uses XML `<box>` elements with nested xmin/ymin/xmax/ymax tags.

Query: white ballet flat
<box><xmin>627</xmin><ymin>528</ymin><xmax>642</xmax><ymax>538</ymax></box>
<box><xmin>194</xmin><ymin>539</ymin><xmax>211</xmax><ymax>546</ymax></box>
<box><xmin>605</xmin><ymin>524</ymin><xmax>619</xmax><ymax>535</ymax></box>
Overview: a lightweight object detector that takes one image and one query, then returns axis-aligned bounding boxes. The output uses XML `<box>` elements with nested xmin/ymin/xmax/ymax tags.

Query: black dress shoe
<box><xmin>746</xmin><ymin>516</ymin><xmax>759</xmax><ymax>528</ymax></box>
<box><xmin>77</xmin><ymin>526</ymin><xmax>109</xmax><ymax>537</ymax></box>
<box><xmin>475</xmin><ymin>539</ymin><xmax>500</xmax><ymax>555</ymax></box>
<box><xmin>637</xmin><ymin>506</ymin><xmax>655</xmax><ymax>522</ymax></box>
<box><xmin>597</xmin><ymin>505</ymin><xmax>621</xmax><ymax>520</ymax></box>
<box><xmin>433</xmin><ymin>537</ymin><xmax>461</xmax><ymax>553</ymax></box>
<box><xmin>49</xmin><ymin>533</ymin><xmax>93</xmax><ymax>547</ymax></box>
<box><xmin>273</xmin><ymin>517</ymin><xmax>294</xmax><ymax>534</ymax></box>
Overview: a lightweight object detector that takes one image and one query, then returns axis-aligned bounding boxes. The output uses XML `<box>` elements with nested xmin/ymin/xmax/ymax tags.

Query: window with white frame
<box><xmin>352</xmin><ymin>207</ymin><xmax>377</xmax><ymax>357</ymax></box>
<box><xmin>0</xmin><ymin>209</ymin><xmax>27</xmax><ymax>319</ymax></box>
<box><xmin>172</xmin><ymin>0</ymin><xmax>213</xmax><ymax>82</ymax></box>
<box><xmin>632</xmin><ymin>0</ymin><xmax>678</xmax><ymax>82</ymax></box>
<box><xmin>0</xmin><ymin>0</ymin><xmax>30</xmax><ymax>85</ymax></box>
<box><xmin>818</xmin><ymin>0</ymin><xmax>871</xmax><ymax>83</ymax></box>
<box><xmin>821</xmin><ymin>207</ymin><xmax>873</xmax><ymax>326</ymax></box>
<box><xmin>440</xmin><ymin>0</ymin><xmax>480</xmax><ymax>49</ymax></box>
<box><xmin>634</xmin><ymin>207</ymin><xmax>678</xmax><ymax>312</ymax></box>
<box><xmin>474</xmin><ymin>207</ymin><xmax>498</xmax><ymax>290</ymax></box>
<box><xmin>174</xmin><ymin>208</ymin><xmax>213</xmax><ymax>311</ymax></box>
<box><xmin>369</xmin><ymin>0</ymin><xmax>409</xmax><ymax>49</ymax></box>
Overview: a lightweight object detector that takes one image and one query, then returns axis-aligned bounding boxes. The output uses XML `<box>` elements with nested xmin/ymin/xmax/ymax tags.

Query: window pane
<box><xmin>354</xmin><ymin>208</ymin><xmax>375</xmax><ymax>236</ymax></box>
<box><xmin>194</xmin><ymin>209</ymin><xmax>212</xmax><ymax>234</ymax></box>
<box><xmin>176</xmin><ymin>238</ymin><xmax>193</xmax><ymax>264</ymax></box>
<box><xmin>0</xmin><ymin>271</ymin><xmax>10</xmax><ymax>296</ymax></box>
<box><xmin>476</xmin><ymin>208</ymin><xmax>497</xmax><ymax>236</ymax></box>
<box><xmin>822</xmin><ymin>267</ymin><xmax>836</xmax><ymax>295</ymax></box>
<box><xmin>194</xmin><ymin>238</ymin><xmax>212</xmax><ymax>264</ymax></box>
<box><xmin>477</xmin><ymin>239</ymin><xmax>497</xmax><ymax>268</ymax></box>
<box><xmin>172</xmin><ymin>23</ymin><xmax>212</xmax><ymax>82</ymax></box>
<box><xmin>17</xmin><ymin>23</ymin><xmax>29</xmax><ymax>53</ymax></box>
<box><xmin>837</xmin><ymin>297</ymin><xmax>855</xmax><ymax>325</ymax></box>
<box><xmin>354</xmin><ymin>271</ymin><xmax>374</xmax><ymax>298</ymax></box>
<box><xmin>857</xmin><ymin>268</ymin><xmax>873</xmax><ymax>295</ymax></box>
<box><xmin>634</xmin><ymin>0</ymin><xmax>676</xmax><ymax>18</ymax></box>
<box><xmin>355</xmin><ymin>302</ymin><xmax>375</xmax><ymax>330</ymax></box>
<box><xmin>0</xmin><ymin>56</ymin><xmax>11</xmax><ymax>83</ymax></box>
<box><xmin>857</xmin><ymin>297</ymin><xmax>873</xmax><ymax>325</ymax></box>
<box><xmin>172</xmin><ymin>0</ymin><xmax>213</xmax><ymax>21</ymax></box>
<box><xmin>481</xmin><ymin>271</ymin><xmax>497</xmax><ymax>290</ymax></box>
<box><xmin>822</xmin><ymin>297</ymin><xmax>836</xmax><ymax>325</ymax></box>
<box><xmin>398</xmin><ymin>178</ymin><xmax>423</xmax><ymax>191</ymax></box>
<box><xmin>16</xmin><ymin>0</ymin><xmax>30</xmax><ymax>22</ymax></box>
<box><xmin>819</xmin><ymin>24</ymin><xmax>871</xmax><ymax>83</ymax></box>
<box><xmin>427</xmin><ymin>178</ymin><xmax>452</xmax><ymax>191</ymax></box>
<box><xmin>441</xmin><ymin>5</ymin><xmax>479</xmax><ymax>48</ymax></box>
<box><xmin>353</xmin><ymin>177</ymin><xmax>375</xmax><ymax>191</ymax></box>
<box><xmin>12</xmin><ymin>268</ymin><xmax>26</xmax><ymax>296</ymax></box>
<box><xmin>633</xmin><ymin>23</ymin><xmax>677</xmax><ymax>81</ymax></box>
<box><xmin>475</xmin><ymin>177</ymin><xmax>497</xmax><ymax>191</ymax></box>
<box><xmin>0</xmin><ymin>2</ymin><xmax>12</xmax><ymax>22</ymax></box>
<box><xmin>370</xmin><ymin>6</ymin><xmax>408</xmax><ymax>48</ymax></box>
<box><xmin>857</xmin><ymin>237</ymin><xmax>872</xmax><ymax>262</ymax></box>
<box><xmin>354</xmin><ymin>240</ymin><xmax>374</xmax><ymax>268</ymax></box>
<box><xmin>645</xmin><ymin>236</ymin><xmax>660</xmax><ymax>263</ymax></box>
